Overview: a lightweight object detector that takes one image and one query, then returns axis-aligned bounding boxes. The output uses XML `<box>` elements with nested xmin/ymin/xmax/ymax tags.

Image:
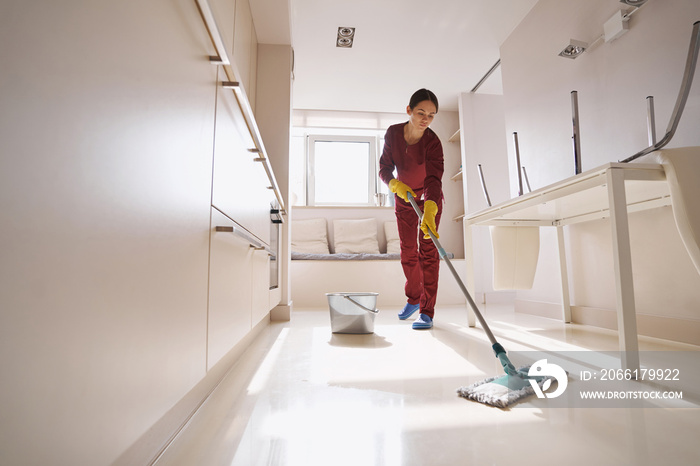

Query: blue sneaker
<box><xmin>398</xmin><ymin>302</ymin><xmax>420</xmax><ymax>320</ymax></box>
<box><xmin>412</xmin><ymin>313</ymin><xmax>433</xmax><ymax>330</ymax></box>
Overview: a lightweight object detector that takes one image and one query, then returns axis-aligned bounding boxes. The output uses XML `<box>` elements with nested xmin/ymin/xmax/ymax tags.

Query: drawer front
<box><xmin>207</xmin><ymin>208</ymin><xmax>253</xmax><ymax>370</ymax></box>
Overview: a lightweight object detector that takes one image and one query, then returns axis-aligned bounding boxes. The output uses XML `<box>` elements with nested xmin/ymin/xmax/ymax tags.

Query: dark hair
<box><xmin>408</xmin><ymin>88</ymin><xmax>439</xmax><ymax>113</ymax></box>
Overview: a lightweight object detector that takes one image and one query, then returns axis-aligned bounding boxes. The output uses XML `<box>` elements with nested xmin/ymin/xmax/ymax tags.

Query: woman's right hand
<box><xmin>388</xmin><ymin>179</ymin><xmax>416</xmax><ymax>203</ymax></box>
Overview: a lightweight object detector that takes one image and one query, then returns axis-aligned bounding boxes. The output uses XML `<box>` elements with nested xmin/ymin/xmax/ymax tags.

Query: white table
<box><xmin>464</xmin><ymin>163</ymin><xmax>672</xmax><ymax>371</ymax></box>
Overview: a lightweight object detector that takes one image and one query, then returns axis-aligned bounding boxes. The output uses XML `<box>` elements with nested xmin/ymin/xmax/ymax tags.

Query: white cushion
<box><xmin>291</xmin><ymin>218</ymin><xmax>330</xmax><ymax>254</ymax></box>
<box><xmin>490</xmin><ymin>226</ymin><xmax>540</xmax><ymax>290</ymax></box>
<box><xmin>384</xmin><ymin>221</ymin><xmax>400</xmax><ymax>254</ymax></box>
<box><xmin>333</xmin><ymin>218</ymin><xmax>380</xmax><ymax>254</ymax></box>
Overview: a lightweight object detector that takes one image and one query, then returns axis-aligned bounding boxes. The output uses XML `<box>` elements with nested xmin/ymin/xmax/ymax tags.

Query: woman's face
<box><xmin>407</xmin><ymin>100</ymin><xmax>437</xmax><ymax>131</ymax></box>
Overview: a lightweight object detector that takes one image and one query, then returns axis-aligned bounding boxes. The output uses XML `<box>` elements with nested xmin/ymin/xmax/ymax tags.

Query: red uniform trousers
<box><xmin>394</xmin><ymin>195</ymin><xmax>442</xmax><ymax>319</ymax></box>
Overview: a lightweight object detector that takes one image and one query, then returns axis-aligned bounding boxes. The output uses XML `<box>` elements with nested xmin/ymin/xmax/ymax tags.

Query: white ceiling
<box><xmin>252</xmin><ymin>0</ymin><xmax>539</xmax><ymax>113</ymax></box>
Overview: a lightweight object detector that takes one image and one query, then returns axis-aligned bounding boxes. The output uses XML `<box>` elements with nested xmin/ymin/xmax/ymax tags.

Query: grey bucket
<box><xmin>326</xmin><ymin>292</ymin><xmax>379</xmax><ymax>334</ymax></box>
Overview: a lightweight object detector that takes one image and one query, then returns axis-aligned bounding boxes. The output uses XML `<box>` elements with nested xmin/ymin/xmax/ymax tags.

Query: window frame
<box><xmin>306</xmin><ymin>134</ymin><xmax>379</xmax><ymax>206</ymax></box>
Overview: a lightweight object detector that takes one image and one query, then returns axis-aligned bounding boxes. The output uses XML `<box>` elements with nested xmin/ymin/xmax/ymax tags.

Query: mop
<box><xmin>406</xmin><ymin>192</ymin><xmax>552</xmax><ymax>408</ymax></box>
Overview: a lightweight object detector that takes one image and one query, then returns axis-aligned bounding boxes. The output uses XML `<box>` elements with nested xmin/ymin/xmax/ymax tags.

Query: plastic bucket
<box><xmin>326</xmin><ymin>292</ymin><xmax>379</xmax><ymax>334</ymax></box>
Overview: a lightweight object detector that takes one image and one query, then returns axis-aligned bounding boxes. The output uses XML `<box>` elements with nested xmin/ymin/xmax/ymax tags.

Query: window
<box><xmin>289</xmin><ymin>127</ymin><xmax>393</xmax><ymax>206</ymax></box>
<box><xmin>377</xmin><ymin>137</ymin><xmax>390</xmax><ymax>197</ymax></box>
<box><xmin>309</xmin><ymin>136</ymin><xmax>375</xmax><ymax>205</ymax></box>
<box><xmin>290</xmin><ymin>132</ymin><xmax>392</xmax><ymax>206</ymax></box>
<box><xmin>290</xmin><ymin>134</ymin><xmax>307</xmax><ymax>206</ymax></box>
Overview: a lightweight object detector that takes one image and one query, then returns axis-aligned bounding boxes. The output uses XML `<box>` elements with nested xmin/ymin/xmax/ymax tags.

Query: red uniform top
<box><xmin>378</xmin><ymin>122</ymin><xmax>444</xmax><ymax>204</ymax></box>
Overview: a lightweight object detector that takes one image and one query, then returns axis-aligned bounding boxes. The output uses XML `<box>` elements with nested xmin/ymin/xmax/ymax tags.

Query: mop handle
<box><xmin>405</xmin><ymin>192</ymin><xmax>499</xmax><ymax>347</ymax></box>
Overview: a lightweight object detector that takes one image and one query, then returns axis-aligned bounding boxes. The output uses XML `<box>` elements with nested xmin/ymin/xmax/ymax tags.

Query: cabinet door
<box><xmin>209</xmin><ymin>0</ymin><xmax>235</xmax><ymax>56</ymax></box>
<box><xmin>251</xmin><ymin>249</ymin><xmax>270</xmax><ymax>327</ymax></box>
<box><xmin>211</xmin><ymin>68</ymin><xmax>271</xmax><ymax>245</ymax></box>
<box><xmin>207</xmin><ymin>208</ymin><xmax>253</xmax><ymax>370</ymax></box>
<box><xmin>233</xmin><ymin>0</ymin><xmax>254</xmax><ymax>96</ymax></box>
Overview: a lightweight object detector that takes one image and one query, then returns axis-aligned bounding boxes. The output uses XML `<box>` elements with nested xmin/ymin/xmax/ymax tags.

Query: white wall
<box><xmin>256</xmin><ymin>44</ymin><xmax>294</xmax><ymax>319</ymax></box>
<box><xmin>497</xmin><ymin>0</ymin><xmax>700</xmax><ymax>339</ymax></box>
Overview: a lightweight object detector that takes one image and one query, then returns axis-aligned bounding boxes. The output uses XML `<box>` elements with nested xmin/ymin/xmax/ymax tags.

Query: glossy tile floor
<box><xmin>155</xmin><ymin>304</ymin><xmax>700</xmax><ymax>466</ymax></box>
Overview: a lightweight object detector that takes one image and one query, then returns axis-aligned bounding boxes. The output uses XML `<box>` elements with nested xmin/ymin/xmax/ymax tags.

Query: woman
<box><xmin>379</xmin><ymin>88</ymin><xmax>444</xmax><ymax>330</ymax></box>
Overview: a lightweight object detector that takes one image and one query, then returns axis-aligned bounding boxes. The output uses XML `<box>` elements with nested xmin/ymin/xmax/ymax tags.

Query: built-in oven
<box><xmin>269</xmin><ymin>204</ymin><xmax>282</xmax><ymax>289</ymax></box>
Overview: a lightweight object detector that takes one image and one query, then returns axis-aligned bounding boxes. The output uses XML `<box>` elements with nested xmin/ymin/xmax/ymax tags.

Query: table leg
<box><xmin>606</xmin><ymin>168</ymin><xmax>640</xmax><ymax>372</ymax></box>
<box><xmin>556</xmin><ymin>225</ymin><xmax>572</xmax><ymax>323</ymax></box>
<box><xmin>463</xmin><ymin>220</ymin><xmax>477</xmax><ymax>327</ymax></box>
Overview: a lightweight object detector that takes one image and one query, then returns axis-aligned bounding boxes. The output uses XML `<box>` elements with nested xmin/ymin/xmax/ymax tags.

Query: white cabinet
<box><xmin>206</xmin><ymin>0</ymin><xmax>282</xmax><ymax>370</ymax></box>
<box><xmin>233</xmin><ymin>0</ymin><xmax>257</xmax><ymax>105</ymax></box>
<box><xmin>211</xmin><ymin>67</ymin><xmax>273</xmax><ymax>245</ymax></box>
<box><xmin>207</xmin><ymin>207</ymin><xmax>276</xmax><ymax>370</ymax></box>
<box><xmin>207</xmin><ymin>209</ymin><xmax>254</xmax><ymax>370</ymax></box>
<box><xmin>251</xmin><ymin>248</ymin><xmax>271</xmax><ymax>327</ymax></box>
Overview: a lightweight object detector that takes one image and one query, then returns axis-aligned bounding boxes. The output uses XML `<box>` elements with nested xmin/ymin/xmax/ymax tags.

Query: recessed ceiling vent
<box><xmin>337</xmin><ymin>27</ymin><xmax>355</xmax><ymax>48</ymax></box>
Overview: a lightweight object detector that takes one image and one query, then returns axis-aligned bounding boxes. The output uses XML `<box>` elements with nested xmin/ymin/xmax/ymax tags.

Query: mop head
<box><xmin>457</xmin><ymin>366</ymin><xmax>554</xmax><ymax>408</ymax></box>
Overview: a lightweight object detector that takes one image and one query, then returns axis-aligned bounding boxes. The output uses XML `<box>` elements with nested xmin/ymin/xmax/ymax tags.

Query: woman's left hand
<box><xmin>421</xmin><ymin>200</ymin><xmax>439</xmax><ymax>239</ymax></box>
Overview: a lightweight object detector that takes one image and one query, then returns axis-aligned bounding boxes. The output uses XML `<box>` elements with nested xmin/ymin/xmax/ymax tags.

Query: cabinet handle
<box><xmin>195</xmin><ymin>0</ymin><xmax>231</xmax><ymax>66</ymax></box>
<box><xmin>214</xmin><ymin>212</ymin><xmax>272</xmax><ymax>255</ymax></box>
<box><xmin>250</xmin><ymin>245</ymin><xmax>273</xmax><ymax>257</ymax></box>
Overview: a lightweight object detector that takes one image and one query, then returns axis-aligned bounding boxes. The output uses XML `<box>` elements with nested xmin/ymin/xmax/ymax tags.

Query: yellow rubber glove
<box><xmin>420</xmin><ymin>200</ymin><xmax>439</xmax><ymax>239</ymax></box>
<box><xmin>388</xmin><ymin>179</ymin><xmax>416</xmax><ymax>203</ymax></box>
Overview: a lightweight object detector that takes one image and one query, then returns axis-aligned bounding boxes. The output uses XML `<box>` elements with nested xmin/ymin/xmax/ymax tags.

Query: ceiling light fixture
<box><xmin>558</xmin><ymin>39</ymin><xmax>588</xmax><ymax>59</ymax></box>
<box><xmin>619</xmin><ymin>0</ymin><xmax>651</xmax><ymax>21</ymax></box>
<box><xmin>336</xmin><ymin>27</ymin><xmax>355</xmax><ymax>48</ymax></box>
